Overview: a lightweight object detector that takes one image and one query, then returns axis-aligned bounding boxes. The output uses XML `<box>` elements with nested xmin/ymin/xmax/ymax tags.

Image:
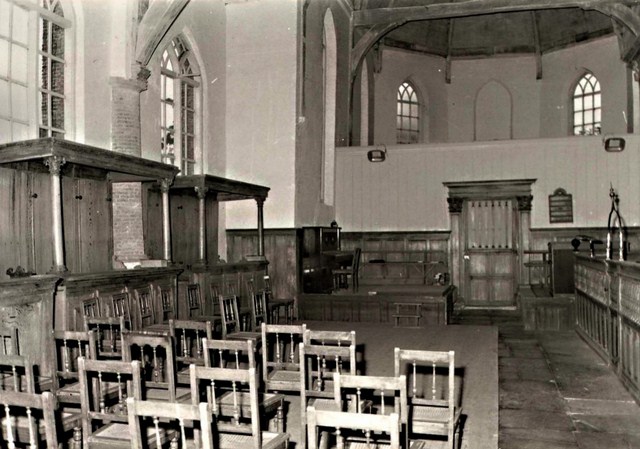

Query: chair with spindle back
<box><xmin>133</xmin><ymin>286</ymin><xmax>154</xmax><ymax>330</ymax></box>
<box><xmin>299</xmin><ymin>342</ymin><xmax>358</xmax><ymax>449</ymax></box>
<box><xmin>0</xmin><ymin>354</ymin><xmax>35</xmax><ymax>393</ymax></box>
<box><xmin>159</xmin><ymin>286</ymin><xmax>176</xmax><ymax>323</ymax></box>
<box><xmin>84</xmin><ymin>315</ymin><xmax>128</xmax><ymax>359</ymax></box>
<box><xmin>394</xmin><ymin>348</ymin><xmax>462</xmax><ymax>448</ymax></box>
<box><xmin>189</xmin><ymin>364</ymin><xmax>289</xmax><ymax>449</ymax></box>
<box><xmin>333</xmin><ymin>372</ymin><xmax>407</xmax><ymax>422</ymax></box>
<box><xmin>220</xmin><ymin>295</ymin><xmax>262</xmax><ymax>343</ymax></box>
<box><xmin>121</xmin><ymin>331</ymin><xmax>191</xmax><ymax>403</ymax></box>
<box><xmin>306</xmin><ymin>405</ymin><xmax>401</xmax><ymax>449</ymax></box>
<box><xmin>127</xmin><ymin>398</ymin><xmax>212</xmax><ymax>449</ymax></box>
<box><xmin>0</xmin><ymin>390</ymin><xmax>59</xmax><ymax>449</ymax></box>
<box><xmin>109</xmin><ymin>292</ymin><xmax>132</xmax><ymax>323</ymax></box>
<box><xmin>169</xmin><ymin>319</ymin><xmax>214</xmax><ymax>384</ymax></box>
<box><xmin>261</xmin><ymin>323</ymin><xmax>307</xmax><ymax>394</ymax></box>
<box><xmin>52</xmin><ymin>329</ymin><xmax>98</xmax><ymax>404</ymax></box>
<box><xmin>247</xmin><ymin>279</ymin><xmax>268</xmax><ymax>331</ymax></box>
<box><xmin>202</xmin><ymin>338</ymin><xmax>285</xmax><ymax>433</ymax></box>
<box><xmin>77</xmin><ymin>357</ymin><xmax>143</xmax><ymax>448</ymax></box>
<box><xmin>263</xmin><ymin>275</ymin><xmax>295</xmax><ymax>324</ymax></box>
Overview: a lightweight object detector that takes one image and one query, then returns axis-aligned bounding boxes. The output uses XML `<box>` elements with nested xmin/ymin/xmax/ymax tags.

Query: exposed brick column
<box><xmin>110</xmin><ymin>73</ymin><xmax>149</xmax><ymax>263</ymax></box>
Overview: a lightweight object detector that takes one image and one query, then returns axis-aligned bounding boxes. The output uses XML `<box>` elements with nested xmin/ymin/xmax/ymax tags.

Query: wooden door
<box><xmin>464</xmin><ymin>199</ymin><xmax>517</xmax><ymax>306</ymax></box>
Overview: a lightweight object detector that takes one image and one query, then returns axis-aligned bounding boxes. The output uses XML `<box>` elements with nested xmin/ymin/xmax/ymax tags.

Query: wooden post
<box><xmin>161</xmin><ymin>178</ymin><xmax>173</xmax><ymax>263</ymax></box>
<box><xmin>45</xmin><ymin>156</ymin><xmax>67</xmax><ymax>272</ymax></box>
<box><xmin>447</xmin><ymin>197</ymin><xmax>463</xmax><ymax>291</ymax></box>
<box><xmin>517</xmin><ymin>195</ymin><xmax>533</xmax><ymax>285</ymax></box>
<box><xmin>256</xmin><ymin>197</ymin><xmax>265</xmax><ymax>257</ymax></box>
<box><xmin>195</xmin><ymin>186</ymin><xmax>208</xmax><ymax>265</ymax></box>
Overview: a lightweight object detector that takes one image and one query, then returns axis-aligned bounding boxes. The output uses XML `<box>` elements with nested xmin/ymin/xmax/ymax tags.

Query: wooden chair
<box><xmin>84</xmin><ymin>315</ymin><xmax>128</xmax><ymax>359</ymax></box>
<box><xmin>78</xmin><ymin>357</ymin><xmax>143</xmax><ymax>448</ymax></box>
<box><xmin>52</xmin><ymin>329</ymin><xmax>98</xmax><ymax>404</ymax></box>
<box><xmin>332</xmin><ymin>247</ymin><xmax>361</xmax><ymax>293</ymax></box>
<box><xmin>109</xmin><ymin>292</ymin><xmax>132</xmax><ymax>322</ymax></box>
<box><xmin>247</xmin><ymin>279</ymin><xmax>268</xmax><ymax>331</ymax></box>
<box><xmin>159</xmin><ymin>286</ymin><xmax>176</xmax><ymax>322</ymax></box>
<box><xmin>133</xmin><ymin>286</ymin><xmax>154</xmax><ymax>330</ymax></box>
<box><xmin>333</xmin><ymin>372</ymin><xmax>407</xmax><ymax>420</ymax></box>
<box><xmin>299</xmin><ymin>342</ymin><xmax>357</xmax><ymax>449</ymax></box>
<box><xmin>0</xmin><ymin>390</ymin><xmax>59</xmax><ymax>449</ymax></box>
<box><xmin>127</xmin><ymin>398</ymin><xmax>213</xmax><ymax>449</ymax></box>
<box><xmin>187</xmin><ymin>283</ymin><xmax>205</xmax><ymax>318</ymax></box>
<box><xmin>201</xmin><ymin>338</ymin><xmax>285</xmax><ymax>433</ymax></box>
<box><xmin>121</xmin><ymin>331</ymin><xmax>191</xmax><ymax>403</ymax></box>
<box><xmin>81</xmin><ymin>295</ymin><xmax>101</xmax><ymax>319</ymax></box>
<box><xmin>0</xmin><ymin>354</ymin><xmax>35</xmax><ymax>393</ymax></box>
<box><xmin>306</xmin><ymin>405</ymin><xmax>401</xmax><ymax>449</ymax></box>
<box><xmin>0</xmin><ymin>326</ymin><xmax>19</xmax><ymax>355</ymax></box>
<box><xmin>394</xmin><ymin>348</ymin><xmax>462</xmax><ymax>448</ymax></box>
<box><xmin>220</xmin><ymin>294</ymin><xmax>262</xmax><ymax>342</ymax></box>
<box><xmin>261</xmin><ymin>323</ymin><xmax>306</xmax><ymax>394</ymax></box>
<box><xmin>169</xmin><ymin>319</ymin><xmax>214</xmax><ymax>384</ymax></box>
<box><xmin>189</xmin><ymin>364</ymin><xmax>289</xmax><ymax>449</ymax></box>
<box><xmin>263</xmin><ymin>275</ymin><xmax>295</xmax><ymax>324</ymax></box>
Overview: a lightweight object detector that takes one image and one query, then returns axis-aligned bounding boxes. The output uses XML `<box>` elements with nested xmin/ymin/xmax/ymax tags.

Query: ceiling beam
<box><xmin>597</xmin><ymin>3</ymin><xmax>640</xmax><ymax>62</ymax></box>
<box><xmin>353</xmin><ymin>0</ymin><xmax>636</xmax><ymax>27</ymax></box>
<box><xmin>135</xmin><ymin>0</ymin><xmax>190</xmax><ymax>66</ymax></box>
<box><xmin>530</xmin><ymin>11</ymin><xmax>542</xmax><ymax>79</ymax></box>
<box><xmin>351</xmin><ymin>22</ymin><xmax>402</xmax><ymax>81</ymax></box>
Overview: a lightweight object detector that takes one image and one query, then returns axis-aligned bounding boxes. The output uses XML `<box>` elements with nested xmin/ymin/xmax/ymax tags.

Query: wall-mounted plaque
<box><xmin>549</xmin><ymin>188</ymin><xmax>573</xmax><ymax>223</ymax></box>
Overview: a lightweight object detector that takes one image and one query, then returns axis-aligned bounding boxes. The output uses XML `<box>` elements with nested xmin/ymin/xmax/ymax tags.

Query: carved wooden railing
<box><xmin>575</xmin><ymin>255</ymin><xmax>640</xmax><ymax>403</ymax></box>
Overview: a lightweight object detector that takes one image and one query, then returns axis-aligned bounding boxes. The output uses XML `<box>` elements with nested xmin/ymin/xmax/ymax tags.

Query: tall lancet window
<box><xmin>161</xmin><ymin>36</ymin><xmax>200</xmax><ymax>175</ymax></box>
<box><xmin>39</xmin><ymin>0</ymin><xmax>65</xmax><ymax>138</ymax></box>
<box><xmin>396</xmin><ymin>81</ymin><xmax>419</xmax><ymax>144</ymax></box>
<box><xmin>0</xmin><ymin>0</ymin><xmax>70</xmax><ymax>143</ymax></box>
<box><xmin>572</xmin><ymin>72</ymin><xmax>601</xmax><ymax>136</ymax></box>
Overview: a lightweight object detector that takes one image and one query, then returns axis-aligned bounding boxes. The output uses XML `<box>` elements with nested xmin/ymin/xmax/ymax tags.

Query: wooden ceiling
<box><xmin>353</xmin><ymin>1</ymin><xmax>616</xmax><ymax>57</ymax></box>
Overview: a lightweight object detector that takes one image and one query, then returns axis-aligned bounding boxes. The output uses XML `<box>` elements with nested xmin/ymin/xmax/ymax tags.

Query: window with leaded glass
<box><xmin>160</xmin><ymin>36</ymin><xmax>200</xmax><ymax>175</ymax></box>
<box><xmin>0</xmin><ymin>0</ymin><xmax>69</xmax><ymax>144</ymax></box>
<box><xmin>397</xmin><ymin>81</ymin><xmax>419</xmax><ymax>144</ymax></box>
<box><xmin>572</xmin><ymin>73</ymin><xmax>601</xmax><ymax>136</ymax></box>
<box><xmin>39</xmin><ymin>0</ymin><xmax>65</xmax><ymax>138</ymax></box>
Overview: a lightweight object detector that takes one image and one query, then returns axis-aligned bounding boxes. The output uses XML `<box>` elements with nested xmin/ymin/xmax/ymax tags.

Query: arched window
<box><xmin>396</xmin><ymin>81</ymin><xmax>420</xmax><ymax>144</ymax></box>
<box><xmin>0</xmin><ymin>0</ymin><xmax>70</xmax><ymax>144</ymax></box>
<box><xmin>161</xmin><ymin>35</ymin><xmax>200</xmax><ymax>175</ymax></box>
<box><xmin>572</xmin><ymin>73</ymin><xmax>601</xmax><ymax>135</ymax></box>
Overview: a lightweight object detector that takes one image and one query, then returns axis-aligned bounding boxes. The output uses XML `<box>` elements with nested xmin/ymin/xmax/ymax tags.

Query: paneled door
<box><xmin>464</xmin><ymin>199</ymin><xmax>517</xmax><ymax>306</ymax></box>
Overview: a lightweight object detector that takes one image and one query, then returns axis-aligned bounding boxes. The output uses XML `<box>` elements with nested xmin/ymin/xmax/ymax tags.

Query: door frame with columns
<box><xmin>444</xmin><ymin>179</ymin><xmax>536</xmax><ymax>306</ymax></box>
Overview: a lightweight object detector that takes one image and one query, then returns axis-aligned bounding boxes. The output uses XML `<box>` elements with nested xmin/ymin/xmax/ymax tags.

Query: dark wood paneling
<box><xmin>341</xmin><ymin>232</ymin><xmax>450</xmax><ymax>286</ymax></box>
<box><xmin>226</xmin><ymin>229</ymin><xmax>299</xmax><ymax>306</ymax></box>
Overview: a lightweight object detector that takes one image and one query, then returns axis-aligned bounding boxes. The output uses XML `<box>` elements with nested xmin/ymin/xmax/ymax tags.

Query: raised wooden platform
<box><xmin>298</xmin><ymin>284</ymin><xmax>456</xmax><ymax>326</ymax></box>
<box><xmin>517</xmin><ymin>285</ymin><xmax>575</xmax><ymax>331</ymax></box>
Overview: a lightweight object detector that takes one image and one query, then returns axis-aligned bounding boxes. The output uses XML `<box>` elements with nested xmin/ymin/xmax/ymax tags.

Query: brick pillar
<box><xmin>110</xmin><ymin>74</ymin><xmax>148</xmax><ymax>263</ymax></box>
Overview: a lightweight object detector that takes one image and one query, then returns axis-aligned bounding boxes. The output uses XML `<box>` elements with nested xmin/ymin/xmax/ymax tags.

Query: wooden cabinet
<box><xmin>300</xmin><ymin>227</ymin><xmax>341</xmax><ymax>293</ymax></box>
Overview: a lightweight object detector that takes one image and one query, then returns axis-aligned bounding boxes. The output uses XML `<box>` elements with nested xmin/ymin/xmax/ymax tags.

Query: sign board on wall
<box><xmin>549</xmin><ymin>188</ymin><xmax>573</xmax><ymax>223</ymax></box>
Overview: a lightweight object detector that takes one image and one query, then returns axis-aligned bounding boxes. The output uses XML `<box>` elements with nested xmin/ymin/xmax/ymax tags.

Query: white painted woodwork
<box><xmin>336</xmin><ymin>135</ymin><xmax>640</xmax><ymax>231</ymax></box>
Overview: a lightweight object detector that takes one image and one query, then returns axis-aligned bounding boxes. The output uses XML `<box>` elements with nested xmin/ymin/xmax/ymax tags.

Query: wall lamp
<box><xmin>604</xmin><ymin>135</ymin><xmax>625</xmax><ymax>152</ymax></box>
<box><xmin>367</xmin><ymin>144</ymin><xmax>387</xmax><ymax>162</ymax></box>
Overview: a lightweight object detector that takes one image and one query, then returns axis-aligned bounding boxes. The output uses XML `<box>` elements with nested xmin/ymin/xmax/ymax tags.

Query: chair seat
<box><xmin>219</xmin><ymin>430</ymin><xmax>288</xmax><ymax>449</ymax></box>
<box><xmin>145</xmin><ymin>386</ymin><xmax>192</xmax><ymax>403</ymax></box>
<box><xmin>227</xmin><ymin>332</ymin><xmax>262</xmax><ymax>343</ymax></box>
<box><xmin>55</xmin><ymin>381</ymin><xmax>82</xmax><ymax>403</ymax></box>
<box><xmin>91</xmin><ymin>422</ymin><xmax>171</xmax><ymax>448</ymax></box>
<box><xmin>217</xmin><ymin>391</ymin><xmax>284</xmax><ymax>417</ymax></box>
<box><xmin>267</xmin><ymin>370</ymin><xmax>300</xmax><ymax>383</ymax></box>
<box><xmin>411</xmin><ymin>405</ymin><xmax>462</xmax><ymax>435</ymax></box>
